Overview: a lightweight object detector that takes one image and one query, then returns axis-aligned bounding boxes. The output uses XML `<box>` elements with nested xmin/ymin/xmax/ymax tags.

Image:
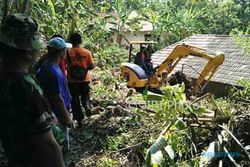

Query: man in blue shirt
<box><xmin>36</xmin><ymin>37</ymin><xmax>73</xmax><ymax>131</ymax></box>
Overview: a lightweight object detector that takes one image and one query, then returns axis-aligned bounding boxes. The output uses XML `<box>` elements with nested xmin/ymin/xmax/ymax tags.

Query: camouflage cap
<box><xmin>0</xmin><ymin>13</ymin><xmax>44</xmax><ymax>51</ymax></box>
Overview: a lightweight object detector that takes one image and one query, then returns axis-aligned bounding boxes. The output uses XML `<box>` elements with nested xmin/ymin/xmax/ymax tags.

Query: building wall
<box><xmin>120</xmin><ymin>31</ymin><xmax>151</xmax><ymax>48</ymax></box>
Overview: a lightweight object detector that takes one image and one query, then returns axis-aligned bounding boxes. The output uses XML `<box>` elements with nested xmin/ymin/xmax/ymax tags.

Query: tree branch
<box><xmin>218</xmin><ymin>125</ymin><xmax>250</xmax><ymax>162</ymax></box>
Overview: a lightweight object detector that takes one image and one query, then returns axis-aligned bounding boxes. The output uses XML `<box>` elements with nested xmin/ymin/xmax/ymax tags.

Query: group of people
<box><xmin>0</xmin><ymin>14</ymin><xmax>94</xmax><ymax>167</ymax></box>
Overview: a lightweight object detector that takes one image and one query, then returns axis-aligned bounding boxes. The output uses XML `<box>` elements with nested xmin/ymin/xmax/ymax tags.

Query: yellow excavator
<box><xmin>120</xmin><ymin>42</ymin><xmax>225</xmax><ymax>95</ymax></box>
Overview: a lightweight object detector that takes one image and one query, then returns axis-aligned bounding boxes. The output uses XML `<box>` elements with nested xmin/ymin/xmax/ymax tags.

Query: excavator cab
<box><xmin>121</xmin><ymin>43</ymin><xmax>225</xmax><ymax>95</ymax></box>
<box><xmin>121</xmin><ymin>41</ymin><xmax>157</xmax><ymax>89</ymax></box>
<box><xmin>127</xmin><ymin>41</ymin><xmax>157</xmax><ymax>63</ymax></box>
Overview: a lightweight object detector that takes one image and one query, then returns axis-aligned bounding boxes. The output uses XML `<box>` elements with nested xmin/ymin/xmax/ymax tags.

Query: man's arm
<box><xmin>30</xmin><ymin>130</ymin><xmax>65</xmax><ymax>167</ymax></box>
<box><xmin>87</xmin><ymin>51</ymin><xmax>95</xmax><ymax>70</ymax></box>
<box><xmin>43</xmin><ymin>74</ymin><xmax>73</xmax><ymax>128</ymax></box>
<box><xmin>9</xmin><ymin>78</ymin><xmax>66</xmax><ymax>167</ymax></box>
<box><xmin>49</xmin><ymin>94</ymin><xmax>73</xmax><ymax>128</ymax></box>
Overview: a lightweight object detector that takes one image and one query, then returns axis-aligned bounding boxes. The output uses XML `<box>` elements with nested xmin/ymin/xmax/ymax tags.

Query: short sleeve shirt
<box><xmin>0</xmin><ymin>72</ymin><xmax>51</xmax><ymax>165</ymax></box>
<box><xmin>68</xmin><ymin>47</ymin><xmax>94</xmax><ymax>82</ymax></box>
<box><xmin>36</xmin><ymin>61</ymin><xmax>71</xmax><ymax>111</ymax></box>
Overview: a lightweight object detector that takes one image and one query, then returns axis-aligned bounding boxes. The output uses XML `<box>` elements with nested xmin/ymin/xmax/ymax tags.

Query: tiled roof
<box><xmin>151</xmin><ymin>34</ymin><xmax>250</xmax><ymax>86</ymax></box>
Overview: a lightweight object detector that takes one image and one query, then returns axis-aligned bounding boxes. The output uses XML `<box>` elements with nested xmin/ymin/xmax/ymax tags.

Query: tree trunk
<box><xmin>21</xmin><ymin>0</ymin><xmax>30</xmax><ymax>14</ymax></box>
<box><xmin>116</xmin><ymin>33</ymin><xmax>123</xmax><ymax>45</ymax></box>
<box><xmin>116</xmin><ymin>33</ymin><xmax>130</xmax><ymax>46</ymax></box>
<box><xmin>2</xmin><ymin>0</ymin><xmax>9</xmax><ymax>23</ymax></box>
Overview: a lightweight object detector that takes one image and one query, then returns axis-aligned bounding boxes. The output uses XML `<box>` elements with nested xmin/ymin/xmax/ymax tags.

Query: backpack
<box><xmin>67</xmin><ymin>51</ymin><xmax>88</xmax><ymax>81</ymax></box>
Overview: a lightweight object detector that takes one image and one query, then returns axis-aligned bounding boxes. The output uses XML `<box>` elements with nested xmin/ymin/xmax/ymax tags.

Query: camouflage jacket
<box><xmin>0</xmin><ymin>72</ymin><xmax>51</xmax><ymax>166</ymax></box>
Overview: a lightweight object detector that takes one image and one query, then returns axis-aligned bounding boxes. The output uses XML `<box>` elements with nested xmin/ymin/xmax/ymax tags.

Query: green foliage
<box><xmin>233</xmin><ymin>0</ymin><xmax>250</xmax><ymax>33</ymax></box>
<box><xmin>47</xmin><ymin>0</ymin><xmax>55</xmax><ymax>17</ymax></box>
<box><xmin>230</xmin><ymin>29</ymin><xmax>250</xmax><ymax>55</ymax></box>
<box><xmin>31</xmin><ymin>0</ymin><xmax>89</xmax><ymax>38</ymax></box>
<box><xmin>164</xmin><ymin>132</ymin><xmax>189</xmax><ymax>164</ymax></box>
<box><xmin>110</xmin><ymin>0</ymin><xmax>132</xmax><ymax>33</ymax></box>
<box><xmin>196</xmin><ymin>0</ymin><xmax>241</xmax><ymax>34</ymax></box>
<box><xmin>96</xmin><ymin>69</ymin><xmax>119</xmax><ymax>85</ymax></box>
<box><xmin>95</xmin><ymin>44</ymin><xmax>127</xmax><ymax>68</ymax></box>
<box><xmin>238</xmin><ymin>79</ymin><xmax>250</xmax><ymax>96</ymax></box>
<box><xmin>80</xmin><ymin>128</ymin><xmax>94</xmax><ymax>141</ymax></box>
<box><xmin>1</xmin><ymin>0</ymin><xmax>248</xmax><ymax>69</ymax></box>
<box><xmin>1</xmin><ymin>2</ymin><xmax>249</xmax><ymax>166</ymax></box>
<box><xmin>230</xmin><ymin>79</ymin><xmax>250</xmax><ymax>99</ymax></box>
<box><xmin>97</xmin><ymin>157</ymin><xmax>118</xmax><ymax>167</ymax></box>
<box><xmin>153</xmin><ymin>0</ymin><xmax>204</xmax><ymax>46</ymax></box>
<box><xmin>106</xmin><ymin>135</ymin><xmax>126</xmax><ymax>151</ymax></box>
<box><xmin>144</xmin><ymin>84</ymin><xmax>211</xmax><ymax>166</ymax></box>
<box><xmin>211</xmin><ymin>98</ymin><xmax>233</xmax><ymax>117</ymax></box>
<box><xmin>145</xmin><ymin>120</ymin><xmax>194</xmax><ymax>167</ymax></box>
<box><xmin>144</xmin><ymin>84</ymin><xmax>206</xmax><ymax>122</ymax></box>
<box><xmin>1</xmin><ymin>0</ymin><xmax>30</xmax><ymax>15</ymax></box>
<box><xmin>137</xmin><ymin>0</ymin><xmax>246</xmax><ymax>48</ymax></box>
<box><xmin>30</xmin><ymin>0</ymin><xmax>128</xmax><ymax>67</ymax></box>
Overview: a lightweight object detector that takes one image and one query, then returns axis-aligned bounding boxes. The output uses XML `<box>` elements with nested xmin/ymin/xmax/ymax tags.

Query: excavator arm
<box><xmin>120</xmin><ymin>43</ymin><xmax>224</xmax><ymax>95</ymax></box>
<box><xmin>154</xmin><ymin>44</ymin><xmax>225</xmax><ymax>93</ymax></box>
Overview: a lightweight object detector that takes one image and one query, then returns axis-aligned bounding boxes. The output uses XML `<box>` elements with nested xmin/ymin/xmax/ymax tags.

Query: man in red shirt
<box><xmin>67</xmin><ymin>33</ymin><xmax>94</xmax><ymax>127</ymax></box>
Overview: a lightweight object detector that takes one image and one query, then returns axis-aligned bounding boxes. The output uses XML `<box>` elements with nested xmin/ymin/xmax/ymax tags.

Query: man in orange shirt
<box><xmin>67</xmin><ymin>33</ymin><xmax>94</xmax><ymax>127</ymax></box>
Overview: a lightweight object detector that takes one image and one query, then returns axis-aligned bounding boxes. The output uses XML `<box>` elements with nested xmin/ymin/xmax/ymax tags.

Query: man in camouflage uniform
<box><xmin>0</xmin><ymin>14</ymin><xmax>65</xmax><ymax>167</ymax></box>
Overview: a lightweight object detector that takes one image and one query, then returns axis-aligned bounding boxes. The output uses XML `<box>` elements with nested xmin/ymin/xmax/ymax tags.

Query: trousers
<box><xmin>68</xmin><ymin>82</ymin><xmax>91</xmax><ymax>122</ymax></box>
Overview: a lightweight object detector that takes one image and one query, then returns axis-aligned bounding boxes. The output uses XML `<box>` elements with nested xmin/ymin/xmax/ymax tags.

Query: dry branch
<box><xmin>218</xmin><ymin>125</ymin><xmax>250</xmax><ymax>162</ymax></box>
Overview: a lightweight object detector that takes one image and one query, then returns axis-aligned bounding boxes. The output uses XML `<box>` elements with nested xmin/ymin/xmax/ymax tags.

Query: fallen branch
<box><xmin>235</xmin><ymin>97</ymin><xmax>250</xmax><ymax>106</ymax></box>
<box><xmin>218</xmin><ymin>125</ymin><xmax>250</xmax><ymax>162</ymax></box>
<box><xmin>136</xmin><ymin>105</ymin><xmax>156</xmax><ymax>114</ymax></box>
<box><xmin>111</xmin><ymin>142</ymin><xmax>144</xmax><ymax>153</ymax></box>
<box><xmin>223</xmin><ymin>147</ymin><xmax>241</xmax><ymax>167</ymax></box>
<box><xmin>191</xmin><ymin>93</ymin><xmax>212</xmax><ymax>104</ymax></box>
<box><xmin>95</xmin><ymin>100</ymin><xmax>156</xmax><ymax>114</ymax></box>
<box><xmin>183</xmin><ymin>132</ymin><xmax>197</xmax><ymax>156</ymax></box>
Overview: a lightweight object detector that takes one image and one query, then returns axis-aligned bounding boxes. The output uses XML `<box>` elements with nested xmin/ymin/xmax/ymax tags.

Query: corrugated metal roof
<box><xmin>151</xmin><ymin>34</ymin><xmax>250</xmax><ymax>86</ymax></box>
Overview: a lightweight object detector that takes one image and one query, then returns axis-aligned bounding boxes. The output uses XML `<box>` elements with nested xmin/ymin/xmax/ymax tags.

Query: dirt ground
<box><xmin>65</xmin><ymin>104</ymin><xmax>162</xmax><ymax>167</ymax></box>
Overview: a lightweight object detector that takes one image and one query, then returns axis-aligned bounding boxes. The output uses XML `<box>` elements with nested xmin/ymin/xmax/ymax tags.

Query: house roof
<box><xmin>106</xmin><ymin>21</ymin><xmax>153</xmax><ymax>32</ymax></box>
<box><xmin>151</xmin><ymin>34</ymin><xmax>250</xmax><ymax>86</ymax></box>
<box><xmin>105</xmin><ymin>11</ymin><xmax>153</xmax><ymax>32</ymax></box>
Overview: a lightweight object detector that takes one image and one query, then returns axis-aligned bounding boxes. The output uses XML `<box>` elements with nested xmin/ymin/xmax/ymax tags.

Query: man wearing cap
<box><xmin>0</xmin><ymin>14</ymin><xmax>65</xmax><ymax>167</ymax></box>
<box><xmin>35</xmin><ymin>34</ymin><xmax>68</xmax><ymax>76</ymax></box>
<box><xmin>36</xmin><ymin>37</ymin><xmax>74</xmax><ymax>155</ymax></box>
<box><xmin>36</xmin><ymin>37</ymin><xmax>73</xmax><ymax>130</ymax></box>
